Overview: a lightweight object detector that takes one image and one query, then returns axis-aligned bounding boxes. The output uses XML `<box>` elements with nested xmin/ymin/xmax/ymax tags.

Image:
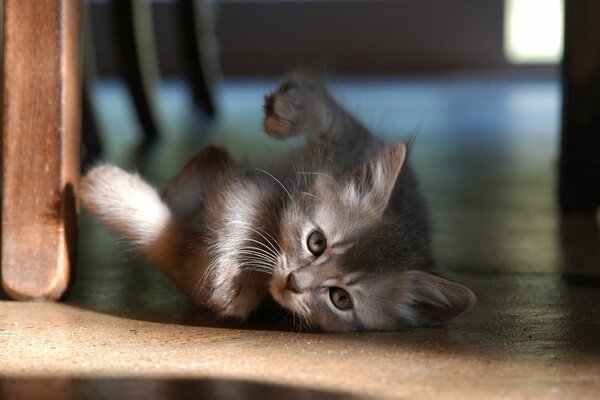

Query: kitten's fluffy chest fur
<box><xmin>81</xmin><ymin>73</ymin><xmax>476</xmax><ymax>332</ymax></box>
<box><xmin>200</xmin><ymin>173</ymin><xmax>283</xmax><ymax>318</ymax></box>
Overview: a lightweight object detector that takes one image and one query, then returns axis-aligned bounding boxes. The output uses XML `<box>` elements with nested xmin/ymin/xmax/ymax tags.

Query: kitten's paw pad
<box><xmin>264</xmin><ymin>81</ymin><xmax>303</xmax><ymax>139</ymax></box>
<box><xmin>264</xmin><ymin>73</ymin><xmax>327</xmax><ymax>138</ymax></box>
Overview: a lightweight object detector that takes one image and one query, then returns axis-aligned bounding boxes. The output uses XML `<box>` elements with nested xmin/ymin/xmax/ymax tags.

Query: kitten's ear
<box><xmin>396</xmin><ymin>271</ymin><xmax>476</xmax><ymax>327</ymax></box>
<box><xmin>349</xmin><ymin>143</ymin><xmax>407</xmax><ymax>215</ymax></box>
<box><xmin>163</xmin><ymin>146</ymin><xmax>232</xmax><ymax>218</ymax></box>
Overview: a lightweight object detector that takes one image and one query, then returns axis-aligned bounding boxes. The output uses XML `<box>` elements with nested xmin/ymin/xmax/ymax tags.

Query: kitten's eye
<box><xmin>307</xmin><ymin>230</ymin><xmax>327</xmax><ymax>257</ymax></box>
<box><xmin>329</xmin><ymin>287</ymin><xmax>353</xmax><ymax>310</ymax></box>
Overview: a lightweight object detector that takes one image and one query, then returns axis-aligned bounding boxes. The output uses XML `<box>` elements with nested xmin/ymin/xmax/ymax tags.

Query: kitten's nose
<box><xmin>285</xmin><ymin>272</ymin><xmax>302</xmax><ymax>294</ymax></box>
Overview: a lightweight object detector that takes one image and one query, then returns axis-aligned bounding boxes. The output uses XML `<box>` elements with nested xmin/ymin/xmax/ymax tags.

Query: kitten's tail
<box><xmin>80</xmin><ymin>164</ymin><xmax>185</xmax><ymax>271</ymax></box>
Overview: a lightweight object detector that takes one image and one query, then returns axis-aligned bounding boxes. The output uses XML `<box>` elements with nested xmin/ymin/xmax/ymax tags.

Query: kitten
<box><xmin>81</xmin><ymin>73</ymin><xmax>476</xmax><ymax>332</ymax></box>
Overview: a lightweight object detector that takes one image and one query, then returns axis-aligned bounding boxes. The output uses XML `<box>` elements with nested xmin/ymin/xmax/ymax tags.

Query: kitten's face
<box><xmin>270</xmin><ymin>175</ymin><xmax>384</xmax><ymax>331</ymax></box>
<box><xmin>268</xmin><ymin>144</ymin><xmax>476</xmax><ymax>332</ymax></box>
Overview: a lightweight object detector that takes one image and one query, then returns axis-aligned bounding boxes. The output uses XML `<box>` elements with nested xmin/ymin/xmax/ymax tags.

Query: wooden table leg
<box><xmin>2</xmin><ymin>0</ymin><xmax>83</xmax><ymax>300</ymax></box>
<box><xmin>560</xmin><ymin>0</ymin><xmax>600</xmax><ymax>215</ymax></box>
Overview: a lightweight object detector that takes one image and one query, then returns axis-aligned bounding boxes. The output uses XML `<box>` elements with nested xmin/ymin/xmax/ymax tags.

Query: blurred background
<box><xmin>82</xmin><ymin>0</ymin><xmax>565</xmax><ymax>171</ymax></box>
<box><xmin>79</xmin><ymin>0</ymin><xmax>583</xmax><ymax>300</ymax></box>
<box><xmin>90</xmin><ymin>0</ymin><xmax>563</xmax><ymax>77</ymax></box>
<box><xmin>76</xmin><ymin>0</ymin><xmax>594</xmax><ymax>322</ymax></box>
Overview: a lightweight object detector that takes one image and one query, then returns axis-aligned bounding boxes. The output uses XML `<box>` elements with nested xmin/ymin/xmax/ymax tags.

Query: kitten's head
<box><xmin>270</xmin><ymin>143</ymin><xmax>476</xmax><ymax>332</ymax></box>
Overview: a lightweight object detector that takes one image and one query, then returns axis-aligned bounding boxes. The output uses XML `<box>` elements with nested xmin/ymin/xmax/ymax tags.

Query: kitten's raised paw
<box><xmin>264</xmin><ymin>80</ymin><xmax>302</xmax><ymax>139</ymax></box>
<box><xmin>263</xmin><ymin>74</ymin><xmax>324</xmax><ymax>139</ymax></box>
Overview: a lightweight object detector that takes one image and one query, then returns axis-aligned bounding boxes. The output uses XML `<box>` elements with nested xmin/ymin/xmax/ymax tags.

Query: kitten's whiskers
<box><xmin>245</xmin><ymin>226</ymin><xmax>282</xmax><ymax>254</ymax></box>
<box><xmin>255</xmin><ymin>168</ymin><xmax>294</xmax><ymax>203</ymax></box>
<box><xmin>237</xmin><ymin>248</ymin><xmax>278</xmax><ymax>263</ymax></box>
<box><xmin>192</xmin><ymin>257</ymin><xmax>219</xmax><ymax>302</ymax></box>
<box><xmin>300</xmin><ymin>191</ymin><xmax>324</xmax><ymax>203</ymax></box>
<box><xmin>296</xmin><ymin>171</ymin><xmax>342</xmax><ymax>190</ymax></box>
<box><xmin>243</xmin><ymin>238</ymin><xmax>280</xmax><ymax>259</ymax></box>
<box><xmin>237</xmin><ymin>261</ymin><xmax>274</xmax><ymax>275</ymax></box>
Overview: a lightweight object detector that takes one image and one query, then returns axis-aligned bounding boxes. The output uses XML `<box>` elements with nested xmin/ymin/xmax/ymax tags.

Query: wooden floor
<box><xmin>2</xmin><ymin>75</ymin><xmax>600</xmax><ymax>399</ymax></box>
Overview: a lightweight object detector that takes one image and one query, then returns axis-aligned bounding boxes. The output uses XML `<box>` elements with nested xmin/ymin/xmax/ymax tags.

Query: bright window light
<box><xmin>505</xmin><ymin>0</ymin><xmax>564</xmax><ymax>64</ymax></box>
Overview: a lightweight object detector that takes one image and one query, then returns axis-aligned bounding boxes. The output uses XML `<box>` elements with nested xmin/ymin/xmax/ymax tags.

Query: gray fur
<box><xmin>81</xmin><ymin>73</ymin><xmax>476</xmax><ymax>332</ymax></box>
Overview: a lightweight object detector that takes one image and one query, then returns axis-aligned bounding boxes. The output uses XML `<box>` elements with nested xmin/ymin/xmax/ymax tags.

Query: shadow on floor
<box><xmin>0</xmin><ymin>376</ymin><xmax>360</xmax><ymax>400</ymax></box>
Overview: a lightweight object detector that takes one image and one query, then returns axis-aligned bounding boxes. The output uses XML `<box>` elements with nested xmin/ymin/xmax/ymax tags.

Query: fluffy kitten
<box><xmin>81</xmin><ymin>73</ymin><xmax>476</xmax><ymax>332</ymax></box>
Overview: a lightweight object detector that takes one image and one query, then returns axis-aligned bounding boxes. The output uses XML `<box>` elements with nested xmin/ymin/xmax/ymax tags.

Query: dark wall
<box><xmin>216</xmin><ymin>0</ymin><xmax>508</xmax><ymax>75</ymax></box>
<box><xmin>89</xmin><ymin>0</ymin><xmax>513</xmax><ymax>77</ymax></box>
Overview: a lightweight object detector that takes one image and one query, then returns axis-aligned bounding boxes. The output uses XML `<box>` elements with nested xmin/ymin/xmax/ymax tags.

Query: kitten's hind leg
<box><xmin>264</xmin><ymin>72</ymin><xmax>380</xmax><ymax>152</ymax></box>
<box><xmin>162</xmin><ymin>146</ymin><xmax>232</xmax><ymax>219</ymax></box>
<box><xmin>80</xmin><ymin>165</ymin><xmax>208</xmax><ymax>298</ymax></box>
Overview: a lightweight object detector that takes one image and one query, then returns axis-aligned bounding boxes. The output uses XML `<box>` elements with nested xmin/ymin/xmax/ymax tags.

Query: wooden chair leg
<box><xmin>82</xmin><ymin>2</ymin><xmax>102</xmax><ymax>163</ymax></box>
<box><xmin>114</xmin><ymin>0</ymin><xmax>161</xmax><ymax>141</ymax></box>
<box><xmin>179</xmin><ymin>0</ymin><xmax>218</xmax><ymax>117</ymax></box>
<box><xmin>560</xmin><ymin>0</ymin><xmax>600</xmax><ymax>215</ymax></box>
<box><xmin>82</xmin><ymin>84</ymin><xmax>102</xmax><ymax>162</ymax></box>
<box><xmin>2</xmin><ymin>0</ymin><xmax>83</xmax><ymax>300</ymax></box>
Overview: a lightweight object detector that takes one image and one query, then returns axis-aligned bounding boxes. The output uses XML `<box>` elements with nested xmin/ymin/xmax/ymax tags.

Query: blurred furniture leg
<box><xmin>560</xmin><ymin>0</ymin><xmax>600</xmax><ymax>215</ymax></box>
<box><xmin>2</xmin><ymin>0</ymin><xmax>83</xmax><ymax>300</ymax></box>
<box><xmin>82</xmin><ymin>84</ymin><xmax>102</xmax><ymax>162</ymax></box>
<box><xmin>178</xmin><ymin>0</ymin><xmax>219</xmax><ymax>117</ymax></box>
<box><xmin>114</xmin><ymin>0</ymin><xmax>161</xmax><ymax>141</ymax></box>
<box><xmin>82</xmin><ymin>4</ymin><xmax>102</xmax><ymax>162</ymax></box>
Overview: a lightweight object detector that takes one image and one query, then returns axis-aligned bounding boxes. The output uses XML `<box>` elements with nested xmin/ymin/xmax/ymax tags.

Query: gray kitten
<box><xmin>81</xmin><ymin>73</ymin><xmax>476</xmax><ymax>332</ymax></box>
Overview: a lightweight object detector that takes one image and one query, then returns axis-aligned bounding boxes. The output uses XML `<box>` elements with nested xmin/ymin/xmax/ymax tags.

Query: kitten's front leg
<box><xmin>264</xmin><ymin>72</ymin><xmax>380</xmax><ymax>152</ymax></box>
<box><xmin>210</xmin><ymin>270</ymin><xmax>269</xmax><ymax>319</ymax></box>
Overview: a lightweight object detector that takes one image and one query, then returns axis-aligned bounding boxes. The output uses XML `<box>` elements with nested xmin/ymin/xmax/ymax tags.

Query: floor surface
<box><xmin>2</xmin><ymin>74</ymin><xmax>600</xmax><ymax>399</ymax></box>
